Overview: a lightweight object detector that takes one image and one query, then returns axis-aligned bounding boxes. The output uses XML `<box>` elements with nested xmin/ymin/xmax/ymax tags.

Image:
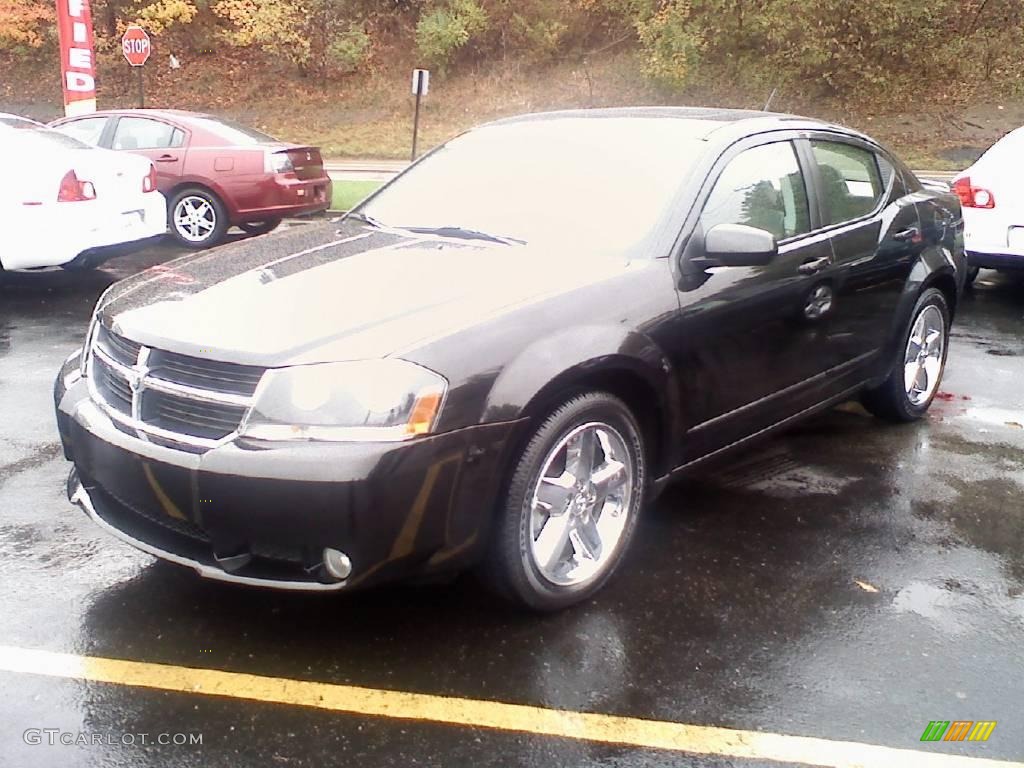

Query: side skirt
<box><xmin>650</xmin><ymin>382</ymin><xmax>867</xmax><ymax>497</ymax></box>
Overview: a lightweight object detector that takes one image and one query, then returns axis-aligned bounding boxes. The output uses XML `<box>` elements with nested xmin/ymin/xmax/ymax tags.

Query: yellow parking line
<box><xmin>0</xmin><ymin>644</ymin><xmax>1018</xmax><ymax>768</ymax></box>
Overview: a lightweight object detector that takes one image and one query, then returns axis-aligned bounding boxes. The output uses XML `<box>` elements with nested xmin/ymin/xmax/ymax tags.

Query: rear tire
<box><xmin>168</xmin><ymin>187</ymin><xmax>228</xmax><ymax>249</ymax></box>
<box><xmin>965</xmin><ymin>266</ymin><xmax>980</xmax><ymax>288</ymax></box>
<box><xmin>482</xmin><ymin>392</ymin><xmax>646</xmax><ymax>611</ymax></box>
<box><xmin>861</xmin><ymin>288</ymin><xmax>950</xmax><ymax>422</ymax></box>
<box><xmin>239</xmin><ymin>219</ymin><xmax>282</xmax><ymax>236</ymax></box>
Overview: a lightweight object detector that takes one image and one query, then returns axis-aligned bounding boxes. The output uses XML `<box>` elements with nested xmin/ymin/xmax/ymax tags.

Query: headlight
<box><xmin>240</xmin><ymin>359</ymin><xmax>447</xmax><ymax>442</ymax></box>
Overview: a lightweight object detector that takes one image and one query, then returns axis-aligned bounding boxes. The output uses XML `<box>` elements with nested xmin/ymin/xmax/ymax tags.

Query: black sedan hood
<box><xmin>99</xmin><ymin>221</ymin><xmax>631</xmax><ymax>367</ymax></box>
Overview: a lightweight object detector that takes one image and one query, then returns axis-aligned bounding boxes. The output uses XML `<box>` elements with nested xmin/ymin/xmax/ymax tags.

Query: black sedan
<box><xmin>54</xmin><ymin>108</ymin><xmax>965</xmax><ymax>610</ymax></box>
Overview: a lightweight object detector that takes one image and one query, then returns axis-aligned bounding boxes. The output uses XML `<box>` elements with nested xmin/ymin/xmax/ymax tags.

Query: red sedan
<box><xmin>51</xmin><ymin>109</ymin><xmax>332</xmax><ymax>248</ymax></box>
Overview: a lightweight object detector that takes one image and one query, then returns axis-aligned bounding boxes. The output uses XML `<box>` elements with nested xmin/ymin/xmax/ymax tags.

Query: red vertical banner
<box><xmin>55</xmin><ymin>0</ymin><xmax>97</xmax><ymax>116</ymax></box>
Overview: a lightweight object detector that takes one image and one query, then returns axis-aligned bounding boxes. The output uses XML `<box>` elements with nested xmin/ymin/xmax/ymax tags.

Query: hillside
<box><xmin>3</xmin><ymin>50</ymin><xmax>1023</xmax><ymax>169</ymax></box>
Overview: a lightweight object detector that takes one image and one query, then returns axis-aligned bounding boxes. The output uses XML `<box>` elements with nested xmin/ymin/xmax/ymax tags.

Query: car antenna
<box><xmin>762</xmin><ymin>87</ymin><xmax>778</xmax><ymax>112</ymax></box>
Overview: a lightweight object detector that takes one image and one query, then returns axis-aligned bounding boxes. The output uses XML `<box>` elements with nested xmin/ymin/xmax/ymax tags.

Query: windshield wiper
<box><xmin>403</xmin><ymin>226</ymin><xmax>525</xmax><ymax>246</ymax></box>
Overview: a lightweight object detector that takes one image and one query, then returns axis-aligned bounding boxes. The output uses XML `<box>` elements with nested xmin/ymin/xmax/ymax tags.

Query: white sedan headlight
<box><xmin>241</xmin><ymin>359</ymin><xmax>447</xmax><ymax>442</ymax></box>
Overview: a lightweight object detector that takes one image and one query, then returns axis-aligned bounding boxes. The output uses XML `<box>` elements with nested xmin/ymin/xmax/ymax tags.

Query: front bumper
<box><xmin>55</xmin><ymin>352</ymin><xmax>520</xmax><ymax>591</ymax></box>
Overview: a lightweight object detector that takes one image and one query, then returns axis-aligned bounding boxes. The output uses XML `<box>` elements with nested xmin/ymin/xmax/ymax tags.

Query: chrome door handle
<box><xmin>798</xmin><ymin>256</ymin><xmax>831</xmax><ymax>275</ymax></box>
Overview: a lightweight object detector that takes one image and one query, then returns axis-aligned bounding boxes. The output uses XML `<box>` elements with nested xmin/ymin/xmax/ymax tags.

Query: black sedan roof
<box><xmin>486</xmin><ymin>106</ymin><xmax>867</xmax><ymax>145</ymax></box>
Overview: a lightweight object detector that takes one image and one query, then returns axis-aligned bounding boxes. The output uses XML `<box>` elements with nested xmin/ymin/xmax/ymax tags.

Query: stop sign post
<box><xmin>121</xmin><ymin>26</ymin><xmax>151</xmax><ymax>107</ymax></box>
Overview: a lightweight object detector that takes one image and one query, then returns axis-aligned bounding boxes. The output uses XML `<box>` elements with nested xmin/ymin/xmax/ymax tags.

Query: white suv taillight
<box><xmin>952</xmin><ymin>176</ymin><xmax>996</xmax><ymax>209</ymax></box>
<box><xmin>143</xmin><ymin>164</ymin><xmax>157</xmax><ymax>193</ymax></box>
<box><xmin>264</xmin><ymin>151</ymin><xmax>294</xmax><ymax>174</ymax></box>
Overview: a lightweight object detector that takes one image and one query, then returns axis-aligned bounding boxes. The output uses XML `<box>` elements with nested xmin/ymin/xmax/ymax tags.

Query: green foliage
<box><xmin>10</xmin><ymin>0</ymin><xmax>1024</xmax><ymax>101</ymax></box>
<box><xmin>415</xmin><ymin>0</ymin><xmax>488</xmax><ymax>70</ymax></box>
<box><xmin>213</xmin><ymin>0</ymin><xmax>310</xmax><ymax>66</ymax></box>
<box><xmin>327</xmin><ymin>25</ymin><xmax>372</xmax><ymax>74</ymax></box>
<box><xmin>510</xmin><ymin>13</ymin><xmax>568</xmax><ymax>63</ymax></box>
<box><xmin>635</xmin><ymin>1</ymin><xmax>703</xmax><ymax>89</ymax></box>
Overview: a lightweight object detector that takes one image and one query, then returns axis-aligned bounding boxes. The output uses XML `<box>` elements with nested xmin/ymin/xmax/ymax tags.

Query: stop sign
<box><xmin>121</xmin><ymin>26</ymin><xmax>151</xmax><ymax>67</ymax></box>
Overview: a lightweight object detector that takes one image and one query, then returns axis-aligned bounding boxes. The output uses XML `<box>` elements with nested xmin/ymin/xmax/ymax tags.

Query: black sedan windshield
<box><xmin>359</xmin><ymin>117</ymin><xmax>707</xmax><ymax>254</ymax></box>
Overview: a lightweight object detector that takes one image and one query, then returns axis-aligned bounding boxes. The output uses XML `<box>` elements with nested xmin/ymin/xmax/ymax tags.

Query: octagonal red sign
<box><xmin>121</xmin><ymin>26</ymin><xmax>151</xmax><ymax>67</ymax></box>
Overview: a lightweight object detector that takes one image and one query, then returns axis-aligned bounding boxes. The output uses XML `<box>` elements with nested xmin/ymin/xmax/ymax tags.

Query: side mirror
<box><xmin>703</xmin><ymin>223</ymin><xmax>778</xmax><ymax>267</ymax></box>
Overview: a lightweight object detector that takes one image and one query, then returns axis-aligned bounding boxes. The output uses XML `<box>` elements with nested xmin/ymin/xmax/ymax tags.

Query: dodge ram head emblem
<box><xmin>126</xmin><ymin>370</ymin><xmax>142</xmax><ymax>393</ymax></box>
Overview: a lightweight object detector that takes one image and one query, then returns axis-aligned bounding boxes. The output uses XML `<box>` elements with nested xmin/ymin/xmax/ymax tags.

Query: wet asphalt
<box><xmin>0</xmin><ymin>240</ymin><xmax>1023</xmax><ymax>767</ymax></box>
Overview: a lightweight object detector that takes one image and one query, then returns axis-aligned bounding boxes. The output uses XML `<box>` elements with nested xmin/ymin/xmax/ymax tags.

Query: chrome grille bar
<box><xmin>87</xmin><ymin>326</ymin><xmax>267</xmax><ymax>450</ymax></box>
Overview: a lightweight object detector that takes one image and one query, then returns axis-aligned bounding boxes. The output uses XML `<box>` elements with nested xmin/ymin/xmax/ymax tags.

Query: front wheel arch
<box><xmin>479</xmin><ymin>327</ymin><xmax>681</xmax><ymax>479</ymax></box>
<box><xmin>516</xmin><ymin>366</ymin><xmax>670</xmax><ymax>481</ymax></box>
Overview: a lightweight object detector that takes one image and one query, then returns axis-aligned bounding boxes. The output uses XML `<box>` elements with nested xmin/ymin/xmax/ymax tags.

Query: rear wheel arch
<box><xmin>922</xmin><ymin>270</ymin><xmax>959</xmax><ymax>319</ymax></box>
<box><xmin>877</xmin><ymin>259</ymin><xmax>959</xmax><ymax>377</ymax></box>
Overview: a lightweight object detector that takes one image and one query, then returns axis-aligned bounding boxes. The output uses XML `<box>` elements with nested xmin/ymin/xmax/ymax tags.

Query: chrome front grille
<box><xmin>142</xmin><ymin>390</ymin><xmax>250</xmax><ymax>441</ymax></box>
<box><xmin>98</xmin><ymin>326</ymin><xmax>141</xmax><ymax>367</ymax></box>
<box><xmin>94</xmin><ymin>355</ymin><xmax>133</xmax><ymax>416</ymax></box>
<box><xmin>88</xmin><ymin>326</ymin><xmax>266</xmax><ymax>449</ymax></box>
<box><xmin>147</xmin><ymin>349</ymin><xmax>264</xmax><ymax>397</ymax></box>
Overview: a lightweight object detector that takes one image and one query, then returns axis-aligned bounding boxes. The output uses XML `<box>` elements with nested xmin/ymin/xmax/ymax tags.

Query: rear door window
<box><xmin>112</xmin><ymin>117</ymin><xmax>177</xmax><ymax>150</ymax></box>
<box><xmin>811</xmin><ymin>141</ymin><xmax>884</xmax><ymax>225</ymax></box>
<box><xmin>57</xmin><ymin>116</ymin><xmax>108</xmax><ymax>146</ymax></box>
<box><xmin>700</xmin><ymin>141</ymin><xmax>811</xmax><ymax>241</ymax></box>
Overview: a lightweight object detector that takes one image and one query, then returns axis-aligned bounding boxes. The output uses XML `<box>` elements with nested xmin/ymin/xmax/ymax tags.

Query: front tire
<box><xmin>484</xmin><ymin>392</ymin><xmax>646</xmax><ymax>611</ymax></box>
<box><xmin>168</xmin><ymin>188</ymin><xmax>228</xmax><ymax>249</ymax></box>
<box><xmin>862</xmin><ymin>287</ymin><xmax>950</xmax><ymax>422</ymax></box>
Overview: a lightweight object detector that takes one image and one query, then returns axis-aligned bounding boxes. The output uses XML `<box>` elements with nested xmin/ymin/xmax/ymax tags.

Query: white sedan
<box><xmin>954</xmin><ymin>127</ymin><xmax>1024</xmax><ymax>281</ymax></box>
<box><xmin>0</xmin><ymin>125</ymin><xmax>167</xmax><ymax>270</ymax></box>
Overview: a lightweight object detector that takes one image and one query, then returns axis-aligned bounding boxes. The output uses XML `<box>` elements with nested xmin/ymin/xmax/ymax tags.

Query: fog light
<box><xmin>323</xmin><ymin>548</ymin><xmax>352</xmax><ymax>580</ymax></box>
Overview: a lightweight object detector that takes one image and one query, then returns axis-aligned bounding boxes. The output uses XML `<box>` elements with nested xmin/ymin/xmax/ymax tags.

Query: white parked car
<box><xmin>954</xmin><ymin>127</ymin><xmax>1024</xmax><ymax>282</ymax></box>
<box><xmin>0</xmin><ymin>124</ymin><xmax>167</xmax><ymax>270</ymax></box>
<box><xmin>0</xmin><ymin>112</ymin><xmax>45</xmax><ymax>129</ymax></box>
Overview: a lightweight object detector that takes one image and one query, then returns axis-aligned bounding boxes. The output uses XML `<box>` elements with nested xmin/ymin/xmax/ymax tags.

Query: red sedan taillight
<box><xmin>143</xmin><ymin>164</ymin><xmax>157</xmax><ymax>193</ymax></box>
<box><xmin>952</xmin><ymin>176</ymin><xmax>995</xmax><ymax>209</ymax></box>
<box><xmin>57</xmin><ymin>170</ymin><xmax>96</xmax><ymax>202</ymax></box>
<box><xmin>264</xmin><ymin>151</ymin><xmax>294</xmax><ymax>175</ymax></box>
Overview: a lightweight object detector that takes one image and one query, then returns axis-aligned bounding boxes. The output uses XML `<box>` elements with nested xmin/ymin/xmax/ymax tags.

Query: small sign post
<box><xmin>410</xmin><ymin>69</ymin><xmax>430</xmax><ymax>161</ymax></box>
<box><xmin>121</xmin><ymin>25</ymin><xmax>152</xmax><ymax>108</ymax></box>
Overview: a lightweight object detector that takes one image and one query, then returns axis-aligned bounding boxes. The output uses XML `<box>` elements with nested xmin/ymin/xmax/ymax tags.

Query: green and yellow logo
<box><xmin>921</xmin><ymin>721</ymin><xmax>997</xmax><ymax>742</ymax></box>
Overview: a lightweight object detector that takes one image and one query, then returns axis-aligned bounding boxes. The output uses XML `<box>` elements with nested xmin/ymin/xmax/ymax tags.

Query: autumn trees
<box><xmin>2</xmin><ymin>0</ymin><xmax>1024</xmax><ymax>99</ymax></box>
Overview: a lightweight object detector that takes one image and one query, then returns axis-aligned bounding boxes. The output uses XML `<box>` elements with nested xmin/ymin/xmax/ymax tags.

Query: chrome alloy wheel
<box><xmin>173</xmin><ymin>195</ymin><xmax>217</xmax><ymax>243</ymax></box>
<box><xmin>527</xmin><ymin>421</ymin><xmax>634</xmax><ymax>587</ymax></box>
<box><xmin>904</xmin><ymin>304</ymin><xmax>946</xmax><ymax>406</ymax></box>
